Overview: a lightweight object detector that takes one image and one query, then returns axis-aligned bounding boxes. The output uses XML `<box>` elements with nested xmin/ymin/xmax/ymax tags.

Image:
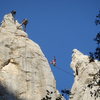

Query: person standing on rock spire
<box><xmin>11</xmin><ymin>10</ymin><xmax>16</xmax><ymax>23</ymax></box>
<box><xmin>22</xmin><ymin>19</ymin><xmax>28</xmax><ymax>32</ymax></box>
<box><xmin>17</xmin><ymin>19</ymin><xmax>28</xmax><ymax>32</ymax></box>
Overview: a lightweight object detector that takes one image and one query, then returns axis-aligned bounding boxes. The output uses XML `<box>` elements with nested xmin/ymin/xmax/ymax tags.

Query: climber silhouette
<box><xmin>50</xmin><ymin>56</ymin><xmax>56</xmax><ymax>66</ymax></box>
<box><xmin>11</xmin><ymin>10</ymin><xmax>16</xmax><ymax>23</ymax></box>
<box><xmin>17</xmin><ymin>19</ymin><xmax>28</xmax><ymax>32</ymax></box>
<box><xmin>21</xmin><ymin>19</ymin><xmax>28</xmax><ymax>32</ymax></box>
<box><xmin>11</xmin><ymin>10</ymin><xmax>16</xmax><ymax>16</ymax></box>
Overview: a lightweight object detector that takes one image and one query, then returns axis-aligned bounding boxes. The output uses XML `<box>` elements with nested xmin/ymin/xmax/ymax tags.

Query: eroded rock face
<box><xmin>0</xmin><ymin>13</ymin><xmax>63</xmax><ymax>100</ymax></box>
<box><xmin>70</xmin><ymin>49</ymin><xmax>100</xmax><ymax>100</ymax></box>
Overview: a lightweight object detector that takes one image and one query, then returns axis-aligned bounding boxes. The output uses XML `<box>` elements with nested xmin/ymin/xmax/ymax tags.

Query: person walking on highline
<box><xmin>50</xmin><ymin>56</ymin><xmax>56</xmax><ymax>66</ymax></box>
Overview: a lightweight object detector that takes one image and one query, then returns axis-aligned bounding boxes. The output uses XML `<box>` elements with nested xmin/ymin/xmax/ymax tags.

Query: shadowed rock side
<box><xmin>0</xmin><ymin>13</ymin><xmax>64</xmax><ymax>100</ymax></box>
<box><xmin>70</xmin><ymin>49</ymin><xmax>100</xmax><ymax>100</ymax></box>
<box><xmin>0</xmin><ymin>83</ymin><xmax>24</xmax><ymax>100</ymax></box>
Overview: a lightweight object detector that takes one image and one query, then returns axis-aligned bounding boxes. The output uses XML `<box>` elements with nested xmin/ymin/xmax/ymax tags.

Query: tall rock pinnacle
<box><xmin>70</xmin><ymin>49</ymin><xmax>100</xmax><ymax>100</ymax></box>
<box><xmin>0</xmin><ymin>13</ymin><xmax>63</xmax><ymax>100</ymax></box>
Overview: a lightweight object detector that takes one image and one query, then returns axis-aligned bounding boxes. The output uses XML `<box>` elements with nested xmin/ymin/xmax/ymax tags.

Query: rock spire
<box><xmin>70</xmin><ymin>49</ymin><xmax>100</xmax><ymax>100</ymax></box>
<box><xmin>0</xmin><ymin>13</ymin><xmax>64</xmax><ymax>100</ymax></box>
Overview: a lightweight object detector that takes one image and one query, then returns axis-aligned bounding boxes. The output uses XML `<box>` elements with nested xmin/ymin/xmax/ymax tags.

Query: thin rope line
<box><xmin>53</xmin><ymin>66</ymin><xmax>74</xmax><ymax>77</ymax></box>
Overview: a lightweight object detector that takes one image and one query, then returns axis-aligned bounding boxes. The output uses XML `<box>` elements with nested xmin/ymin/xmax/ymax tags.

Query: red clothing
<box><xmin>50</xmin><ymin>59</ymin><xmax>56</xmax><ymax>66</ymax></box>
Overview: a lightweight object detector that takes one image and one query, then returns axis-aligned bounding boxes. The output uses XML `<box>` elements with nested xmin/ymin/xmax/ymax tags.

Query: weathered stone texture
<box><xmin>70</xmin><ymin>49</ymin><xmax>100</xmax><ymax>100</ymax></box>
<box><xmin>0</xmin><ymin>13</ymin><xmax>63</xmax><ymax>100</ymax></box>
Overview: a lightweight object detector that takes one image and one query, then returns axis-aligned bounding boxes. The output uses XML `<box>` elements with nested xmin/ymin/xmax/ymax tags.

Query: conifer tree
<box><xmin>89</xmin><ymin>11</ymin><xmax>100</xmax><ymax>61</ymax></box>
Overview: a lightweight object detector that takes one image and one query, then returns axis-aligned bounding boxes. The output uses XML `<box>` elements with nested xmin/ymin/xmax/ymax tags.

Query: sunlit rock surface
<box><xmin>0</xmin><ymin>13</ymin><xmax>64</xmax><ymax>100</ymax></box>
<box><xmin>70</xmin><ymin>49</ymin><xmax>100</xmax><ymax>100</ymax></box>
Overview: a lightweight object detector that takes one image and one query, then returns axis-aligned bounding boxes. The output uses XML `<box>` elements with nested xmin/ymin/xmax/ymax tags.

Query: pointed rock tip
<box><xmin>4</xmin><ymin>13</ymin><xmax>13</xmax><ymax>19</ymax></box>
<box><xmin>3</xmin><ymin>13</ymin><xmax>15</xmax><ymax>23</ymax></box>
<box><xmin>71</xmin><ymin>49</ymin><xmax>89</xmax><ymax>73</ymax></box>
<box><xmin>72</xmin><ymin>49</ymin><xmax>84</xmax><ymax>56</ymax></box>
<box><xmin>71</xmin><ymin>49</ymin><xmax>89</xmax><ymax>63</ymax></box>
<box><xmin>0</xmin><ymin>13</ymin><xmax>28</xmax><ymax>37</ymax></box>
<box><xmin>1</xmin><ymin>13</ymin><xmax>21</xmax><ymax>27</ymax></box>
<box><xmin>71</xmin><ymin>49</ymin><xmax>89</xmax><ymax>66</ymax></box>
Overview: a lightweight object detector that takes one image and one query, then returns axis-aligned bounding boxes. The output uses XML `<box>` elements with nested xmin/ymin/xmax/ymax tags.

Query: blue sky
<box><xmin>0</xmin><ymin>0</ymin><xmax>100</xmax><ymax>93</ymax></box>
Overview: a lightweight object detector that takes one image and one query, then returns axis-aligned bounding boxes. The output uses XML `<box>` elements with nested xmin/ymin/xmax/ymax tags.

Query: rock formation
<box><xmin>70</xmin><ymin>49</ymin><xmax>100</xmax><ymax>100</ymax></box>
<box><xmin>0</xmin><ymin>13</ymin><xmax>64</xmax><ymax>100</ymax></box>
